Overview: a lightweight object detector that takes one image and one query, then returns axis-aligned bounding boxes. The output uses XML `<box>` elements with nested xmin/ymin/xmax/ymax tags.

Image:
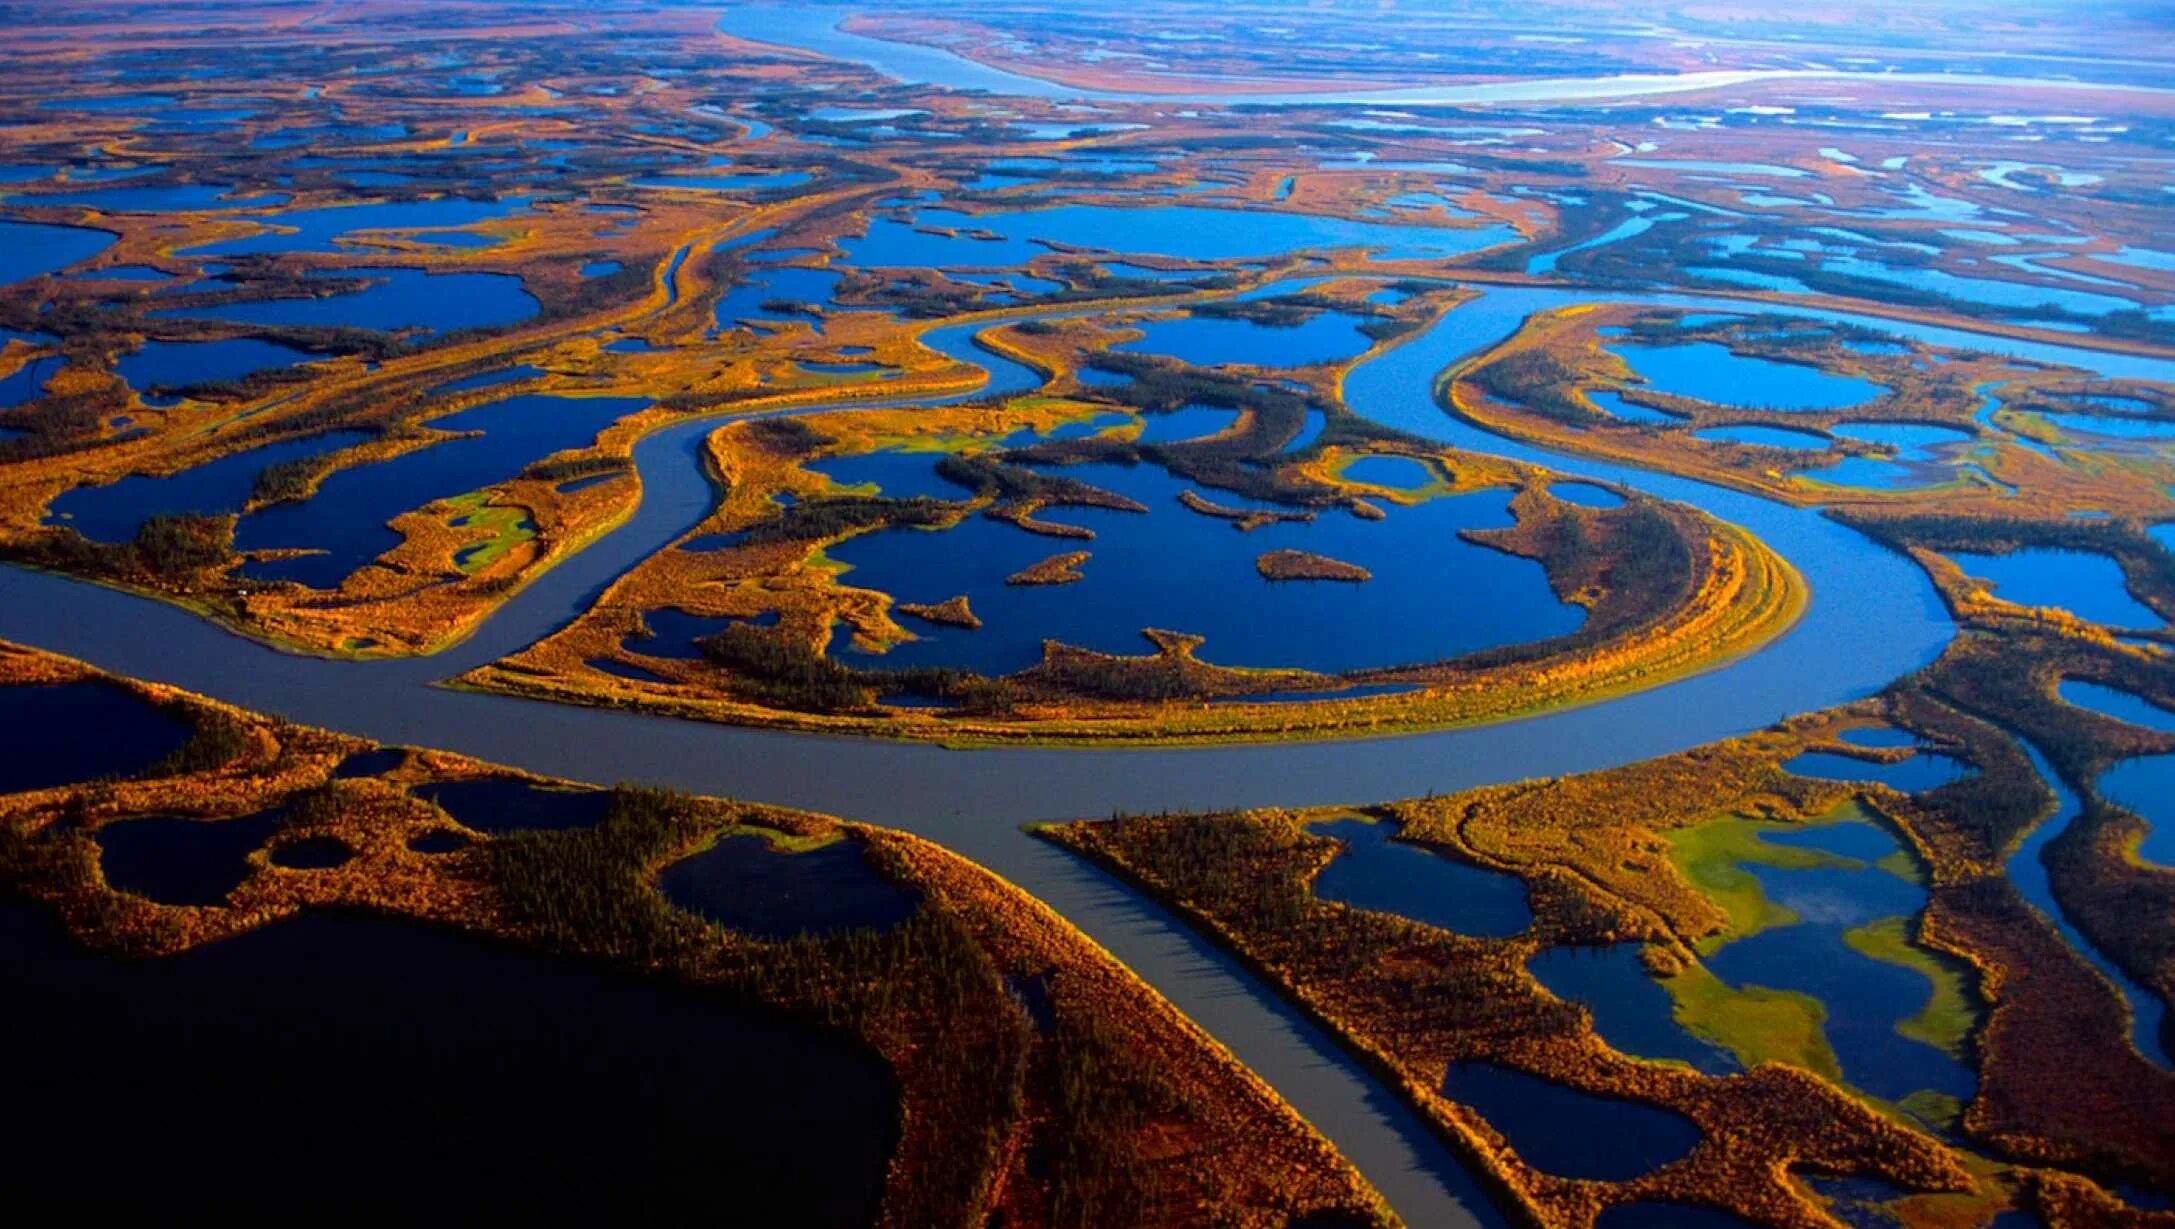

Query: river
<box><xmin>10</xmin><ymin>279</ymin><xmax>2175</xmax><ymax>1226</ymax></box>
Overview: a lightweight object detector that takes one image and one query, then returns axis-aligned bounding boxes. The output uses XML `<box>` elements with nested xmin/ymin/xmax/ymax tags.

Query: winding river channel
<box><xmin>11</xmin><ymin>278</ymin><xmax>2174</xmax><ymax>1225</ymax></box>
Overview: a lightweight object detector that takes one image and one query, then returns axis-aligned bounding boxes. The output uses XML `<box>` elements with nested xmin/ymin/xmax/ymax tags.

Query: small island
<box><xmin>1257</xmin><ymin>549</ymin><xmax>1372</xmax><ymax>583</ymax></box>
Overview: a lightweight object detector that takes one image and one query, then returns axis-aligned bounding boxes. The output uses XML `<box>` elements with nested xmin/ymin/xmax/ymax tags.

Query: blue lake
<box><xmin>659</xmin><ymin>834</ymin><xmax>920</xmax><ymax>940</ymax></box>
<box><xmin>412</xmin><ymin>777</ymin><xmax>613</xmax><ymax>834</ymax></box>
<box><xmin>0</xmin><ymin>221</ymin><xmax>116</xmax><ymax>284</ymax></box>
<box><xmin>1440</xmin><ymin>1061</ymin><xmax>1701</xmax><ymax>1181</ymax></box>
<box><xmin>2060</xmin><ymin>680</ymin><xmax>2175</xmax><ymax>733</ymax></box>
<box><xmin>1610</xmin><ymin>341</ymin><xmax>1884</xmax><ymax>411</ymax></box>
<box><xmin>98</xmin><ymin>808</ymin><xmax>289</xmax><ymax>906</ymax></box>
<box><xmin>1309</xmin><ymin>818</ymin><xmax>1532</xmax><ymax>938</ymax></box>
<box><xmin>49</xmin><ymin>430</ymin><xmax>374</xmax><ymax>543</ymax></box>
<box><xmin>825</xmin><ymin>455</ymin><xmax>1583</xmax><ymax>676</ymax></box>
<box><xmin>0</xmin><ymin>354</ymin><xmax>59</xmax><ymax>408</ymax></box>
<box><xmin>1340</xmin><ymin>456</ymin><xmax>1440</xmax><ymax>492</ymax></box>
<box><xmin>1784</xmin><ymin>749</ymin><xmax>1972</xmax><ymax>792</ymax></box>
<box><xmin>235</xmin><ymin>394</ymin><xmax>649</xmax><ymax>588</ymax></box>
<box><xmin>2099</xmin><ymin>754</ymin><xmax>2175</xmax><ymax>866</ymax></box>
<box><xmin>1527</xmin><ymin>944</ymin><xmax>1736</xmax><ymax>1073</ymax></box>
<box><xmin>116</xmin><ymin>338</ymin><xmax>317</xmax><ymax>394</ymax></box>
<box><xmin>184</xmin><ymin>196</ymin><xmax>533</xmax><ymax>257</ymax></box>
<box><xmin>2009</xmin><ymin>742</ymin><xmax>2171</xmax><ymax>1064</ymax></box>
<box><xmin>1117</xmin><ymin>310</ymin><xmax>1376</xmax><ymax>368</ymax></box>
<box><xmin>1947</xmin><ymin>549</ymin><xmax>2161</xmax><ymax>628</ymax></box>
<box><xmin>1700</xmin><ymin>816</ymin><xmax>1977</xmax><ymax>1107</ymax></box>
<box><xmin>1838</xmin><ymin>726</ymin><xmax>1922</xmax><ymax>749</ymax></box>
<box><xmin>842</xmin><ymin>203</ymin><xmax>1514</xmax><ymax>269</ymax></box>
<box><xmin>1550</xmin><ymin>482</ymin><xmax>1626</xmax><ymax>509</ymax></box>
<box><xmin>625</xmin><ymin>609</ymin><xmax>777</xmax><ymax>659</ymax></box>
<box><xmin>810</xmin><ymin>450</ymin><xmax>976</xmax><ymax>502</ymax></box>
<box><xmin>0</xmin><ymin>681</ymin><xmax>190</xmax><ymax>793</ymax></box>
<box><xmin>154</xmin><ymin>268</ymin><xmax>537</xmax><ymax>334</ymax></box>
<box><xmin>716</xmin><ymin>266</ymin><xmax>857</xmax><ymax>331</ymax></box>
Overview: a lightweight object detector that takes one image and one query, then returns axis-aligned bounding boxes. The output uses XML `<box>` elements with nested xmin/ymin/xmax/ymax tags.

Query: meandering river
<box><xmin>11</xmin><ymin>279</ymin><xmax>2175</xmax><ymax>1226</ymax></box>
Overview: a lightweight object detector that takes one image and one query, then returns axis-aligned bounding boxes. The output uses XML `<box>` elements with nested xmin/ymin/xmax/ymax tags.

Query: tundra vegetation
<box><xmin>1</xmin><ymin>3</ymin><xmax>2173</xmax><ymax>1226</ymax></box>
<box><xmin>0</xmin><ymin>641</ymin><xmax>1388</xmax><ymax>1228</ymax></box>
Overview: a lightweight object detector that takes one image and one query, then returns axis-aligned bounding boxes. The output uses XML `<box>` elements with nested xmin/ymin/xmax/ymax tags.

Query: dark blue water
<box><xmin>1133</xmin><ymin>404</ymin><xmax>1235</xmax><ymax>444</ymax></box>
<box><xmin>658</xmin><ymin>834</ymin><xmax>920</xmax><ymax>940</ymax></box>
<box><xmin>2008</xmin><ymin>742</ymin><xmax>2170</xmax><ymax>1066</ymax></box>
<box><xmin>1526</xmin><ymin>944</ymin><xmax>1736</xmax><ymax>1072</ymax></box>
<box><xmin>825</xmin><ymin>457</ymin><xmax>1581</xmax><ymax>676</ymax></box>
<box><xmin>235</xmin><ymin>394</ymin><xmax>649</xmax><ymax>587</ymax></box>
<box><xmin>842</xmin><ymin>203</ymin><xmax>1513</xmax><ymax>269</ymax></box>
<box><xmin>115</xmin><ymin>337</ymin><xmax>315</xmax><ymax>392</ymax></box>
<box><xmin>0</xmin><ymin>901</ymin><xmax>894</xmax><ymax>1224</ymax></box>
<box><xmin>1837</xmin><ymin>726</ymin><xmax>1923</xmax><ymax>749</ymax></box>
<box><xmin>0</xmin><ymin>353</ymin><xmax>58</xmax><ymax>408</ymax></box>
<box><xmin>1611</xmin><ymin>341</ymin><xmax>1883</xmax><ymax>410</ymax></box>
<box><xmin>1116</xmin><ymin>310</ymin><xmax>1376</xmax><ymax>368</ymax></box>
<box><xmin>154</xmin><ymin>268</ymin><xmax>537</xmax><ymax>334</ymax></box>
<box><xmin>1309</xmin><ymin>818</ymin><xmax>1532</xmax><ymax>938</ymax></box>
<box><xmin>1946</xmin><ymin>549</ymin><xmax>2161</xmax><ymax>628</ymax></box>
<box><xmin>1784</xmin><ymin>750</ymin><xmax>1971</xmax><ymax>792</ymax></box>
<box><xmin>581</xmin><ymin>260</ymin><xmax>622</xmax><ymax>278</ymax></box>
<box><xmin>0</xmin><ymin>221</ymin><xmax>116</xmax><ymax>284</ymax></box>
<box><xmin>48</xmin><ymin>430</ymin><xmax>373</xmax><ymax>542</ymax></box>
<box><xmin>1547</xmin><ymin>482</ymin><xmax>1624</xmax><ymax>509</ymax></box>
<box><xmin>2060</xmin><ymin>680</ymin><xmax>2175</xmax><ymax>733</ymax></box>
<box><xmin>1440</xmin><ymin>1061</ymin><xmax>1701</xmax><ymax>1180</ymax></box>
<box><xmin>411</xmin><ymin>778</ymin><xmax>614</xmax><ymax>833</ymax></box>
<box><xmin>715</xmin><ymin>265</ymin><xmax>851</xmax><ymax>331</ymax></box>
<box><xmin>624</xmin><ymin>609</ymin><xmax>777</xmax><ymax>659</ymax></box>
<box><xmin>2099</xmin><ymin>754</ymin><xmax>2175</xmax><ymax>865</ymax></box>
<box><xmin>0</xmin><ymin>681</ymin><xmax>191</xmax><ymax>792</ymax></box>
<box><xmin>809</xmin><ymin>450</ymin><xmax>976</xmax><ymax>501</ymax></box>
<box><xmin>1702</xmin><ymin>818</ymin><xmax>1976</xmax><ymax>1106</ymax></box>
<box><xmin>183</xmin><ymin>196</ymin><xmax>532</xmax><ymax>256</ymax></box>
<box><xmin>97</xmin><ymin>807</ymin><xmax>288</xmax><ymax>906</ymax></box>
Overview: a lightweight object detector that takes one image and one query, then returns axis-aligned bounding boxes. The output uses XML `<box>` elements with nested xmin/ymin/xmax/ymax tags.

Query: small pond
<box><xmin>659</xmin><ymin>834</ymin><xmax>920</xmax><ymax>940</ymax></box>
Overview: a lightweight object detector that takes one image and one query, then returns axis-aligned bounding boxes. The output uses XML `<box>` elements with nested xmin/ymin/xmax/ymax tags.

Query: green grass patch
<box><xmin>1842</xmin><ymin>915</ymin><xmax>1978</xmax><ymax>1057</ymax></box>
<box><xmin>1662</xmin><ymin>961</ymin><xmax>1842</xmax><ymax>1081</ymax></box>
<box><xmin>446</xmin><ymin>492</ymin><xmax>536</xmax><ymax>574</ymax></box>
<box><xmin>1665</xmin><ymin>809</ymin><xmax>1866</xmax><ymax>947</ymax></box>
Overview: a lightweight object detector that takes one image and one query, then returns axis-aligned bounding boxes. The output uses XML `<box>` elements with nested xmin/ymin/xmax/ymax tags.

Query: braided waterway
<box><xmin>12</xmin><ymin>283</ymin><xmax>2175</xmax><ymax>1226</ymax></box>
